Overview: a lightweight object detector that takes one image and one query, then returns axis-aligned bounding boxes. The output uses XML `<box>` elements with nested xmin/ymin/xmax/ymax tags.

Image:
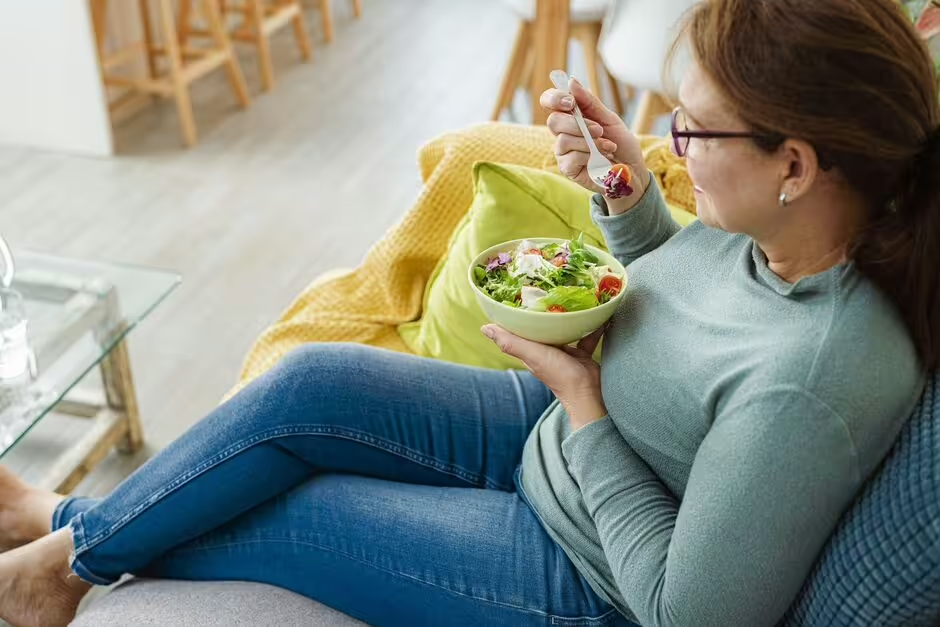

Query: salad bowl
<box><xmin>468</xmin><ymin>237</ymin><xmax>628</xmax><ymax>345</ymax></box>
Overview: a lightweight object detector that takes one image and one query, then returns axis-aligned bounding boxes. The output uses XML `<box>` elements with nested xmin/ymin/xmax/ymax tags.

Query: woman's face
<box><xmin>678</xmin><ymin>64</ymin><xmax>788</xmax><ymax>235</ymax></box>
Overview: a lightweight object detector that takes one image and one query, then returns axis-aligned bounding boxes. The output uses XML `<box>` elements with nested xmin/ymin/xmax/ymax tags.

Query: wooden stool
<box><xmin>313</xmin><ymin>0</ymin><xmax>363</xmax><ymax>44</ymax></box>
<box><xmin>91</xmin><ymin>0</ymin><xmax>251</xmax><ymax>148</ymax></box>
<box><xmin>631</xmin><ymin>90</ymin><xmax>672</xmax><ymax>136</ymax></box>
<box><xmin>186</xmin><ymin>0</ymin><xmax>313</xmax><ymax>92</ymax></box>
<box><xmin>569</xmin><ymin>22</ymin><xmax>626</xmax><ymax>113</ymax></box>
<box><xmin>491</xmin><ymin>15</ymin><xmax>623</xmax><ymax>121</ymax></box>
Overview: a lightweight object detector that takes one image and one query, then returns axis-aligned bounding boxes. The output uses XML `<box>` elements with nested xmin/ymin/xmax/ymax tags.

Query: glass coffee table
<box><xmin>0</xmin><ymin>252</ymin><xmax>180</xmax><ymax>493</ymax></box>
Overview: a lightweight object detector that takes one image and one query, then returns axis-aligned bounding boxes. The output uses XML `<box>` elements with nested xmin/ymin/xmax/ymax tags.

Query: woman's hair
<box><xmin>667</xmin><ymin>0</ymin><xmax>940</xmax><ymax>369</ymax></box>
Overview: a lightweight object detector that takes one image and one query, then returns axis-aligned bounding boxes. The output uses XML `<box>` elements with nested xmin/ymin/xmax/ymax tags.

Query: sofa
<box><xmin>70</xmin><ymin>123</ymin><xmax>939</xmax><ymax>626</ymax></box>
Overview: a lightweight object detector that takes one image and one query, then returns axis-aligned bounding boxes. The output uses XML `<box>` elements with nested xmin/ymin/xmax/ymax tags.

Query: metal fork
<box><xmin>549</xmin><ymin>69</ymin><xmax>612</xmax><ymax>186</ymax></box>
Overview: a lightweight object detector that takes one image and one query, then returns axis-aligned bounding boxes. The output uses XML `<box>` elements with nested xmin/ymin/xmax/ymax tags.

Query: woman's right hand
<box><xmin>541</xmin><ymin>78</ymin><xmax>649</xmax><ymax>197</ymax></box>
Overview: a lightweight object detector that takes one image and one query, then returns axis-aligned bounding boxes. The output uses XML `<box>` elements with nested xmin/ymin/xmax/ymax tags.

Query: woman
<box><xmin>0</xmin><ymin>0</ymin><xmax>936</xmax><ymax>625</ymax></box>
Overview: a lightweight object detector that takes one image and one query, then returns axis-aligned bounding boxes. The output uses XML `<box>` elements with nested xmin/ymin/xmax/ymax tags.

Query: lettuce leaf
<box><xmin>567</xmin><ymin>234</ymin><xmax>599</xmax><ymax>270</ymax></box>
<box><xmin>477</xmin><ymin>267</ymin><xmax>523</xmax><ymax>304</ymax></box>
<box><xmin>532</xmin><ymin>286</ymin><xmax>599</xmax><ymax>312</ymax></box>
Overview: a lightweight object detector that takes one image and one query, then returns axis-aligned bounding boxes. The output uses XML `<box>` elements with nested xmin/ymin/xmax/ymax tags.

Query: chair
<box><xmin>312</xmin><ymin>0</ymin><xmax>363</xmax><ymax>44</ymax></box>
<box><xmin>184</xmin><ymin>0</ymin><xmax>313</xmax><ymax>92</ymax></box>
<box><xmin>598</xmin><ymin>0</ymin><xmax>697</xmax><ymax>133</ymax></box>
<box><xmin>90</xmin><ymin>0</ymin><xmax>251</xmax><ymax>148</ymax></box>
<box><xmin>492</xmin><ymin>0</ymin><xmax>624</xmax><ymax>121</ymax></box>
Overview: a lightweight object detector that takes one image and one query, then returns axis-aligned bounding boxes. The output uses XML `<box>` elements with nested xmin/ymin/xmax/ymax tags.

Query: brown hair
<box><xmin>667</xmin><ymin>0</ymin><xmax>940</xmax><ymax>369</ymax></box>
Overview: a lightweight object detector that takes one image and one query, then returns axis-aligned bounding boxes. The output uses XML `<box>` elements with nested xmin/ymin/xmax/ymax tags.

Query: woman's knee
<box><xmin>258</xmin><ymin>343</ymin><xmax>402</xmax><ymax>408</ymax></box>
<box><xmin>228</xmin><ymin>344</ymin><xmax>372</xmax><ymax>426</ymax></box>
<box><xmin>273</xmin><ymin>343</ymin><xmax>370</xmax><ymax>382</ymax></box>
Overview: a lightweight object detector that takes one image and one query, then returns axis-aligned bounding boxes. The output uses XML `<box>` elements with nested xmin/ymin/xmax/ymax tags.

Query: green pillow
<box><xmin>397</xmin><ymin>162</ymin><xmax>696</xmax><ymax>370</ymax></box>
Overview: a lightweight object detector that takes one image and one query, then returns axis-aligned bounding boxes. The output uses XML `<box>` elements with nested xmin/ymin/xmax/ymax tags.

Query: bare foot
<box><xmin>0</xmin><ymin>529</ymin><xmax>91</xmax><ymax>627</ymax></box>
<box><xmin>0</xmin><ymin>466</ymin><xmax>64</xmax><ymax>551</ymax></box>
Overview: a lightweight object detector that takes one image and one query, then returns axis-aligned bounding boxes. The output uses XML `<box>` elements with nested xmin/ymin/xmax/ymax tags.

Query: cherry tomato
<box><xmin>610</xmin><ymin>164</ymin><xmax>633</xmax><ymax>185</ymax></box>
<box><xmin>597</xmin><ymin>275</ymin><xmax>623</xmax><ymax>299</ymax></box>
<box><xmin>546</xmin><ymin>305</ymin><xmax>567</xmax><ymax>313</ymax></box>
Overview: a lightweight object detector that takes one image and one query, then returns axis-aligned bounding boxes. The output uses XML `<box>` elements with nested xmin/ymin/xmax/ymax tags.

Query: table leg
<box><xmin>100</xmin><ymin>336</ymin><xmax>144</xmax><ymax>453</ymax></box>
<box><xmin>41</xmin><ymin>329</ymin><xmax>145</xmax><ymax>494</ymax></box>
<box><xmin>47</xmin><ymin>409</ymin><xmax>129</xmax><ymax>494</ymax></box>
<box><xmin>530</xmin><ymin>0</ymin><xmax>570</xmax><ymax>125</ymax></box>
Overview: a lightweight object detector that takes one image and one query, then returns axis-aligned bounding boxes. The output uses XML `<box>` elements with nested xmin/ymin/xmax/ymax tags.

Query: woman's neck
<box><xmin>755</xmin><ymin>189</ymin><xmax>868</xmax><ymax>284</ymax></box>
<box><xmin>761</xmin><ymin>241</ymin><xmax>849</xmax><ymax>283</ymax></box>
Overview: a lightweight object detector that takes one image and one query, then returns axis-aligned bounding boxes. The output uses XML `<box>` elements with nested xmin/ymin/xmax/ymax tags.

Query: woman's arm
<box><xmin>591</xmin><ymin>178</ymin><xmax>682</xmax><ymax>268</ymax></box>
<box><xmin>561</xmin><ymin>385</ymin><xmax>860</xmax><ymax>627</ymax></box>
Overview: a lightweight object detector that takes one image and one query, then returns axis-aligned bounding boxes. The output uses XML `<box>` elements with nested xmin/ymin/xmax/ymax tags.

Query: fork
<box><xmin>549</xmin><ymin>70</ymin><xmax>612</xmax><ymax>186</ymax></box>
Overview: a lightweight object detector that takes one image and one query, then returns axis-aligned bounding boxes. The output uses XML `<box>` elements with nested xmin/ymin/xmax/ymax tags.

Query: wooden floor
<box><xmin>0</xmin><ymin>0</ymin><xmax>607</xmax><ymax>497</ymax></box>
<box><xmin>0</xmin><ymin>0</ymin><xmax>521</xmax><ymax>495</ymax></box>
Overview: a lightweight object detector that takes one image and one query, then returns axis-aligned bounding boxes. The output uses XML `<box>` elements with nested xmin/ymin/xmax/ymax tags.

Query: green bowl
<box><xmin>468</xmin><ymin>238</ymin><xmax>628</xmax><ymax>345</ymax></box>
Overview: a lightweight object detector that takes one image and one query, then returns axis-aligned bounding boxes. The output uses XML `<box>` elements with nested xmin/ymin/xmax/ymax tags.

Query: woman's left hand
<box><xmin>482</xmin><ymin>323</ymin><xmax>609</xmax><ymax>431</ymax></box>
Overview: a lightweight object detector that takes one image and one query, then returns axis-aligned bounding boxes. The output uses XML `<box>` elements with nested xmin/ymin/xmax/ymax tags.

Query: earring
<box><xmin>778</xmin><ymin>192</ymin><xmax>789</xmax><ymax>207</ymax></box>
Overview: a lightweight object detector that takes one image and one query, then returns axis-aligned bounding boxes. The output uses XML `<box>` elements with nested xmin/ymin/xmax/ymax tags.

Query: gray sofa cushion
<box><xmin>69</xmin><ymin>579</ymin><xmax>369</xmax><ymax>627</ymax></box>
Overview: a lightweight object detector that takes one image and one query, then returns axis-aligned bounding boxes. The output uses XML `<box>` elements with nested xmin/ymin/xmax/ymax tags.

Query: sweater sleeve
<box><xmin>590</xmin><ymin>179</ymin><xmax>681</xmax><ymax>268</ymax></box>
<box><xmin>560</xmin><ymin>386</ymin><xmax>860</xmax><ymax>627</ymax></box>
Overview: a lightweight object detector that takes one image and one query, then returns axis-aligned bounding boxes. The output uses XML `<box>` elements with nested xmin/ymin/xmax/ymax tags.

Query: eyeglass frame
<box><xmin>670</xmin><ymin>107</ymin><xmax>779</xmax><ymax>158</ymax></box>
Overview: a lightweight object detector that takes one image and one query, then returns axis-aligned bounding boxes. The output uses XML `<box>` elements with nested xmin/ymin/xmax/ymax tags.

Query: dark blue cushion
<box><xmin>783</xmin><ymin>372</ymin><xmax>940</xmax><ymax>626</ymax></box>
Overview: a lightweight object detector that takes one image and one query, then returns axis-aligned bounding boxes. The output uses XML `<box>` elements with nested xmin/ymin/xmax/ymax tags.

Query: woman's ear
<box><xmin>778</xmin><ymin>139</ymin><xmax>819</xmax><ymax>203</ymax></box>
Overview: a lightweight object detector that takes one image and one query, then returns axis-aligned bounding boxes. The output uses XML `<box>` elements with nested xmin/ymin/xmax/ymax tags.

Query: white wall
<box><xmin>0</xmin><ymin>1</ymin><xmax>113</xmax><ymax>156</ymax></box>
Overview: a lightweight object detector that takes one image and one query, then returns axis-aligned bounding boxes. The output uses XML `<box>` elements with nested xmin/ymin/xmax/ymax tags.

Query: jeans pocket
<box><xmin>550</xmin><ymin>608</ymin><xmax>625</xmax><ymax>626</ymax></box>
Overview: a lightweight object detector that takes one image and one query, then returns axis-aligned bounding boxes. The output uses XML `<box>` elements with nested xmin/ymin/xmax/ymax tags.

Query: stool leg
<box><xmin>571</xmin><ymin>23</ymin><xmax>603</xmax><ymax>108</ymax></box>
<box><xmin>177</xmin><ymin>0</ymin><xmax>193</xmax><ymax>50</ymax></box>
<box><xmin>250</xmin><ymin>0</ymin><xmax>276</xmax><ymax>91</ymax></box>
<box><xmin>157</xmin><ymin>0</ymin><xmax>198</xmax><ymax>147</ymax></box>
<box><xmin>624</xmin><ymin>84</ymin><xmax>636</xmax><ymax>105</ymax></box>
<box><xmin>575</xmin><ymin>21</ymin><xmax>624</xmax><ymax>115</ymax></box>
<box><xmin>351</xmin><ymin>0</ymin><xmax>361</xmax><ymax>19</ymax></box>
<box><xmin>91</xmin><ymin>0</ymin><xmax>109</xmax><ymax>57</ymax></box>
<box><xmin>201</xmin><ymin>0</ymin><xmax>251</xmax><ymax>106</ymax></box>
<box><xmin>632</xmin><ymin>90</ymin><xmax>671</xmax><ymax>135</ymax></box>
<box><xmin>289</xmin><ymin>0</ymin><xmax>314</xmax><ymax>60</ymax></box>
<box><xmin>138</xmin><ymin>0</ymin><xmax>159</xmax><ymax>79</ymax></box>
<box><xmin>603</xmin><ymin>63</ymin><xmax>624</xmax><ymax>116</ymax></box>
<box><xmin>491</xmin><ymin>21</ymin><xmax>531</xmax><ymax>121</ymax></box>
<box><xmin>319</xmin><ymin>0</ymin><xmax>334</xmax><ymax>43</ymax></box>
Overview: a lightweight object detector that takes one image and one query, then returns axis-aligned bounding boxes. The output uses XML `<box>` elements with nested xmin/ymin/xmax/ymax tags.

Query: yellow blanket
<box><xmin>228</xmin><ymin>122</ymin><xmax>694</xmax><ymax>398</ymax></box>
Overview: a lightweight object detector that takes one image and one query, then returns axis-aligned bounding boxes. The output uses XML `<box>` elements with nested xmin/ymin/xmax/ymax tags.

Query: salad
<box><xmin>473</xmin><ymin>236</ymin><xmax>624</xmax><ymax>313</ymax></box>
<box><xmin>602</xmin><ymin>164</ymin><xmax>634</xmax><ymax>199</ymax></box>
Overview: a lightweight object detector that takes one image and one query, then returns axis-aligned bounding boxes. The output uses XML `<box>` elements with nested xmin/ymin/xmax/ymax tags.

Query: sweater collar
<box><xmin>749</xmin><ymin>240</ymin><xmax>849</xmax><ymax>296</ymax></box>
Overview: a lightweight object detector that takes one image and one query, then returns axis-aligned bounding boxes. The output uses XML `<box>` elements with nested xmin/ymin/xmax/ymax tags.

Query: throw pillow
<box><xmin>397</xmin><ymin>162</ymin><xmax>695</xmax><ymax>370</ymax></box>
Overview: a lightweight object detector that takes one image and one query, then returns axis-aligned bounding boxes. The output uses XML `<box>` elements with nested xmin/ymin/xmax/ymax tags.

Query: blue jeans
<box><xmin>52</xmin><ymin>344</ymin><xmax>636</xmax><ymax>627</ymax></box>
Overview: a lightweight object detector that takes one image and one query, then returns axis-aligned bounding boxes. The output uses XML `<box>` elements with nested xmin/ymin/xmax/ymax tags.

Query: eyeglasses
<box><xmin>670</xmin><ymin>107</ymin><xmax>773</xmax><ymax>157</ymax></box>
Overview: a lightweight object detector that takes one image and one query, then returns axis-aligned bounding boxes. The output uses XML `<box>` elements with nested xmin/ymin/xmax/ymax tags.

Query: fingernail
<box><xmin>561</xmin><ymin>96</ymin><xmax>574</xmax><ymax>109</ymax></box>
<box><xmin>481</xmin><ymin>325</ymin><xmax>496</xmax><ymax>339</ymax></box>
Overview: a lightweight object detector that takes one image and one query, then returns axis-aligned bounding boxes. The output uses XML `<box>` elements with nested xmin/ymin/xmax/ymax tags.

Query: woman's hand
<box><xmin>482</xmin><ymin>323</ymin><xmax>609</xmax><ymax>431</ymax></box>
<box><xmin>540</xmin><ymin>78</ymin><xmax>651</xmax><ymax>211</ymax></box>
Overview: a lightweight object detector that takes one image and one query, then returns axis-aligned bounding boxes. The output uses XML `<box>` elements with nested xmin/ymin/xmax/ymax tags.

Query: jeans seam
<box><xmin>318</xmin><ymin>425</ymin><xmax>509</xmax><ymax>491</ymax></box>
<box><xmin>72</xmin><ymin>514</ymin><xmax>87</xmax><ymax>549</ymax></box>
<box><xmin>515</xmin><ymin>478</ymin><xmax>621</xmax><ymax>627</ymax></box>
<box><xmin>169</xmin><ymin>537</ymin><xmax>612</xmax><ymax>623</ymax></box>
<box><xmin>549</xmin><ymin>608</ymin><xmax>620</xmax><ymax>625</ymax></box>
<box><xmin>79</xmin><ymin>424</ymin><xmax>504</xmax><ymax>550</ymax></box>
<box><xmin>507</xmin><ymin>370</ymin><xmax>530</xmax><ymax>427</ymax></box>
<box><xmin>51</xmin><ymin>497</ymin><xmax>71</xmax><ymax>531</ymax></box>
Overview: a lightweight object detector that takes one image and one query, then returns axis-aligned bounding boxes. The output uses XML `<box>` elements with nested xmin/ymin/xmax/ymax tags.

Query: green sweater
<box><xmin>519</xmin><ymin>181</ymin><xmax>925</xmax><ymax>627</ymax></box>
